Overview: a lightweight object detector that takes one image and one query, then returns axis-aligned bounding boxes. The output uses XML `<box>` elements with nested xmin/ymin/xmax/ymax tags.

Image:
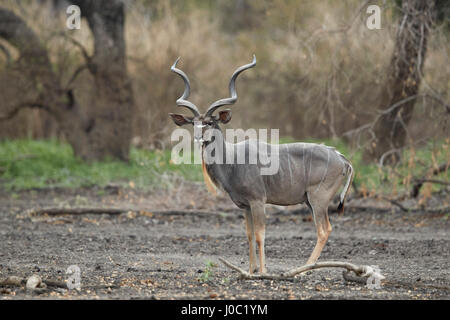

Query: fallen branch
<box><xmin>274</xmin><ymin>204</ymin><xmax>450</xmax><ymax>216</ymax></box>
<box><xmin>411</xmin><ymin>162</ymin><xmax>449</xmax><ymax>198</ymax></box>
<box><xmin>0</xmin><ymin>276</ymin><xmax>25</xmax><ymax>286</ymax></box>
<box><xmin>26</xmin><ymin>207</ymin><xmax>236</xmax><ymax>218</ymax></box>
<box><xmin>0</xmin><ymin>276</ymin><xmax>65</xmax><ymax>288</ymax></box>
<box><xmin>379</xmin><ymin>196</ymin><xmax>409</xmax><ymax>212</ymax></box>
<box><xmin>0</xmin><ymin>276</ymin><xmax>119</xmax><ymax>293</ymax></box>
<box><xmin>28</xmin><ymin>207</ymin><xmax>125</xmax><ymax>216</ymax></box>
<box><xmin>413</xmin><ymin>179</ymin><xmax>449</xmax><ymax>186</ymax></box>
<box><xmin>218</xmin><ymin>258</ymin><xmax>384</xmax><ymax>283</ymax></box>
<box><xmin>340</xmin><ymin>204</ymin><xmax>450</xmax><ymax>214</ymax></box>
<box><xmin>220</xmin><ymin>258</ymin><xmax>450</xmax><ymax>291</ymax></box>
<box><xmin>343</xmin><ymin>271</ymin><xmax>450</xmax><ymax>291</ymax></box>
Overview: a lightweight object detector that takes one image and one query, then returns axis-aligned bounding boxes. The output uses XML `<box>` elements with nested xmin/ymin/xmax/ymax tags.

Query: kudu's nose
<box><xmin>193</xmin><ymin>121</ymin><xmax>205</xmax><ymax>144</ymax></box>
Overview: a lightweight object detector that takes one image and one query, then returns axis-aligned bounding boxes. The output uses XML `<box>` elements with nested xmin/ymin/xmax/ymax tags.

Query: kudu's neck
<box><xmin>201</xmin><ymin>123</ymin><xmax>227</xmax><ymax>194</ymax></box>
<box><xmin>202</xmin><ymin>123</ymin><xmax>227</xmax><ymax>164</ymax></box>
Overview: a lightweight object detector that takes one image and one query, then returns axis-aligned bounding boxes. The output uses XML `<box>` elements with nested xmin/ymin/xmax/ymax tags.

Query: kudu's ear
<box><xmin>169</xmin><ymin>113</ymin><xmax>193</xmax><ymax>126</ymax></box>
<box><xmin>218</xmin><ymin>109</ymin><xmax>232</xmax><ymax>124</ymax></box>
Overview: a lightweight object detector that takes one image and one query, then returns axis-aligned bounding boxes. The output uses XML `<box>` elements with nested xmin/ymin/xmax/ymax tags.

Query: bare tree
<box><xmin>363</xmin><ymin>0</ymin><xmax>435</xmax><ymax>163</ymax></box>
<box><xmin>0</xmin><ymin>0</ymin><xmax>134</xmax><ymax>161</ymax></box>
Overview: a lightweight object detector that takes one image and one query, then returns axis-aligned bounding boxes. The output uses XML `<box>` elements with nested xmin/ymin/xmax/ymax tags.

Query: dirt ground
<box><xmin>0</xmin><ymin>183</ymin><xmax>449</xmax><ymax>300</ymax></box>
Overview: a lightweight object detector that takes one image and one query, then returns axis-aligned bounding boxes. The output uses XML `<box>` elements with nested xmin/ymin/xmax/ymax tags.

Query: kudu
<box><xmin>169</xmin><ymin>55</ymin><xmax>354</xmax><ymax>274</ymax></box>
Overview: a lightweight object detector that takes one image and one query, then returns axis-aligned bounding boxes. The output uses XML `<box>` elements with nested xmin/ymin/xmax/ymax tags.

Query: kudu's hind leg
<box><xmin>250</xmin><ymin>202</ymin><xmax>267</xmax><ymax>273</ymax></box>
<box><xmin>244</xmin><ymin>209</ymin><xmax>258</xmax><ymax>274</ymax></box>
<box><xmin>305</xmin><ymin>193</ymin><xmax>333</xmax><ymax>265</ymax></box>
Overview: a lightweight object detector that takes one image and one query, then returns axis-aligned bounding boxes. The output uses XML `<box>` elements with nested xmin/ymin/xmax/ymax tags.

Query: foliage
<box><xmin>197</xmin><ymin>261</ymin><xmax>217</xmax><ymax>282</ymax></box>
<box><xmin>0</xmin><ymin>139</ymin><xmax>202</xmax><ymax>190</ymax></box>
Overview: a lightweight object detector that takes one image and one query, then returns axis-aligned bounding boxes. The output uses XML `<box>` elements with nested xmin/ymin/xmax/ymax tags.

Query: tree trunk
<box><xmin>70</xmin><ymin>0</ymin><xmax>134</xmax><ymax>161</ymax></box>
<box><xmin>363</xmin><ymin>0</ymin><xmax>435</xmax><ymax>163</ymax></box>
<box><xmin>0</xmin><ymin>0</ymin><xmax>134</xmax><ymax>162</ymax></box>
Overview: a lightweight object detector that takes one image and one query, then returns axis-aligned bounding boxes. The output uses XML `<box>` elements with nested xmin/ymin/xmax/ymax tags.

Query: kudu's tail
<box><xmin>337</xmin><ymin>156</ymin><xmax>354</xmax><ymax>215</ymax></box>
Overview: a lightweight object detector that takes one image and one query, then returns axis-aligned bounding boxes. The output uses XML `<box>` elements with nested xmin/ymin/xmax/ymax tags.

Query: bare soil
<box><xmin>0</xmin><ymin>184</ymin><xmax>449</xmax><ymax>300</ymax></box>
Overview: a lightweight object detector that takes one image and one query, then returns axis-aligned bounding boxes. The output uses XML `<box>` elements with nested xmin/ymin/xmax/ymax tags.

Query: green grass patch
<box><xmin>0</xmin><ymin>139</ymin><xmax>203</xmax><ymax>190</ymax></box>
<box><xmin>0</xmin><ymin>138</ymin><xmax>448</xmax><ymax>196</ymax></box>
<box><xmin>197</xmin><ymin>261</ymin><xmax>217</xmax><ymax>283</ymax></box>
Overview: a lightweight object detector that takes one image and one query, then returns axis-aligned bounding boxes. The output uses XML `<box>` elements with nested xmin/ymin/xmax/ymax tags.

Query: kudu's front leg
<box><xmin>244</xmin><ymin>209</ymin><xmax>258</xmax><ymax>274</ymax></box>
<box><xmin>250</xmin><ymin>201</ymin><xmax>267</xmax><ymax>274</ymax></box>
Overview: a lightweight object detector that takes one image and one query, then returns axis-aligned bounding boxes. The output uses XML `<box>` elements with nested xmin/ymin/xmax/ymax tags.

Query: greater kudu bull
<box><xmin>169</xmin><ymin>55</ymin><xmax>354</xmax><ymax>274</ymax></box>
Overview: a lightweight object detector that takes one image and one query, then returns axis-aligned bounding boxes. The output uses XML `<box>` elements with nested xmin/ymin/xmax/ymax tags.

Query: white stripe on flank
<box><xmin>307</xmin><ymin>146</ymin><xmax>313</xmax><ymax>186</ymax></box>
<box><xmin>314</xmin><ymin>147</ymin><xmax>330</xmax><ymax>193</ymax></box>
<box><xmin>302</xmin><ymin>145</ymin><xmax>307</xmax><ymax>183</ymax></box>
<box><xmin>286</xmin><ymin>144</ymin><xmax>293</xmax><ymax>186</ymax></box>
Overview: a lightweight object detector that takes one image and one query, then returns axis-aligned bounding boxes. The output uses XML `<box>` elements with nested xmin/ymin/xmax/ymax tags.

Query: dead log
<box><xmin>25</xmin><ymin>207</ymin><xmax>236</xmax><ymax>218</ymax></box>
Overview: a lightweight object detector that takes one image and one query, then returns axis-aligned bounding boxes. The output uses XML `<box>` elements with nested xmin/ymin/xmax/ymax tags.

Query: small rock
<box><xmin>26</xmin><ymin>275</ymin><xmax>42</xmax><ymax>291</ymax></box>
